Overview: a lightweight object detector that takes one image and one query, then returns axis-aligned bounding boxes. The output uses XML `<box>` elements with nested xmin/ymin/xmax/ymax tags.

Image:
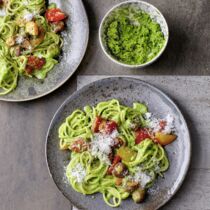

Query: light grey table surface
<box><xmin>0</xmin><ymin>0</ymin><xmax>210</xmax><ymax>210</ymax></box>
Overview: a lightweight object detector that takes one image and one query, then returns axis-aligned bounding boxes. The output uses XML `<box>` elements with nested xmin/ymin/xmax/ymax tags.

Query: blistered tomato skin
<box><xmin>105</xmin><ymin>121</ymin><xmax>118</xmax><ymax>134</ymax></box>
<box><xmin>107</xmin><ymin>155</ymin><xmax>121</xmax><ymax>175</ymax></box>
<box><xmin>92</xmin><ymin>116</ymin><xmax>104</xmax><ymax>133</ymax></box>
<box><xmin>25</xmin><ymin>56</ymin><xmax>46</xmax><ymax>74</ymax></box>
<box><xmin>45</xmin><ymin>8</ymin><xmax>66</xmax><ymax>22</ymax></box>
<box><xmin>135</xmin><ymin>128</ymin><xmax>150</xmax><ymax>144</ymax></box>
<box><xmin>92</xmin><ymin>117</ymin><xmax>118</xmax><ymax>134</ymax></box>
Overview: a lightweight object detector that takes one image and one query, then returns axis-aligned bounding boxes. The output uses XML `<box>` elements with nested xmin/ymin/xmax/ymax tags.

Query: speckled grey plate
<box><xmin>0</xmin><ymin>0</ymin><xmax>89</xmax><ymax>102</ymax></box>
<box><xmin>46</xmin><ymin>77</ymin><xmax>191</xmax><ymax>210</ymax></box>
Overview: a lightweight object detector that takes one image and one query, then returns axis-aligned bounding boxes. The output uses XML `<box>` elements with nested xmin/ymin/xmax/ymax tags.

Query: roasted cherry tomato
<box><xmin>135</xmin><ymin>128</ymin><xmax>150</xmax><ymax>144</ymax></box>
<box><xmin>107</xmin><ymin>155</ymin><xmax>121</xmax><ymax>175</ymax></box>
<box><xmin>25</xmin><ymin>56</ymin><xmax>46</xmax><ymax>74</ymax></box>
<box><xmin>25</xmin><ymin>65</ymin><xmax>33</xmax><ymax>74</ymax></box>
<box><xmin>70</xmin><ymin>138</ymin><xmax>88</xmax><ymax>153</ymax></box>
<box><xmin>155</xmin><ymin>132</ymin><xmax>177</xmax><ymax>146</ymax></box>
<box><xmin>105</xmin><ymin>120</ymin><xmax>118</xmax><ymax>134</ymax></box>
<box><xmin>92</xmin><ymin>116</ymin><xmax>105</xmax><ymax>133</ymax></box>
<box><xmin>45</xmin><ymin>8</ymin><xmax>66</xmax><ymax>22</ymax></box>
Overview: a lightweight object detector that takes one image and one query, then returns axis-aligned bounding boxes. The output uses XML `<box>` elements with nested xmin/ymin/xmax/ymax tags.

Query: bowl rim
<box><xmin>99</xmin><ymin>0</ymin><xmax>169</xmax><ymax>68</ymax></box>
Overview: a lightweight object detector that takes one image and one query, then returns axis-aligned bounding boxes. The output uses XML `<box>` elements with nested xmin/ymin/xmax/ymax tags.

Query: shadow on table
<box><xmin>152</xmin><ymin>23</ymin><xmax>189</xmax><ymax>72</ymax></box>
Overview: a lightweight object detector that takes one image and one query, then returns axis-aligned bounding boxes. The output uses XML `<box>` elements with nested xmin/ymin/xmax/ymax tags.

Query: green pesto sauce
<box><xmin>104</xmin><ymin>6</ymin><xmax>165</xmax><ymax>65</ymax></box>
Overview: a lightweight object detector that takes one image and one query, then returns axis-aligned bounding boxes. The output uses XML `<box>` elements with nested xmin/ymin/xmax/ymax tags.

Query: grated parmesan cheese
<box><xmin>147</xmin><ymin>114</ymin><xmax>175</xmax><ymax>134</ymax></box>
<box><xmin>71</xmin><ymin>163</ymin><xmax>86</xmax><ymax>183</ymax></box>
<box><xmin>144</xmin><ymin>112</ymin><xmax>152</xmax><ymax>119</ymax></box>
<box><xmin>133</xmin><ymin>168</ymin><xmax>152</xmax><ymax>188</ymax></box>
<box><xmin>90</xmin><ymin>129</ymin><xmax>118</xmax><ymax>165</ymax></box>
<box><xmin>149</xmin><ymin>118</ymin><xmax>161</xmax><ymax>132</ymax></box>
<box><xmin>109</xmin><ymin>129</ymin><xmax>119</xmax><ymax>139</ymax></box>
<box><xmin>163</xmin><ymin>114</ymin><xmax>175</xmax><ymax>134</ymax></box>
<box><xmin>15</xmin><ymin>35</ymin><xmax>24</xmax><ymax>44</ymax></box>
<box><xmin>23</xmin><ymin>13</ymin><xmax>34</xmax><ymax>21</ymax></box>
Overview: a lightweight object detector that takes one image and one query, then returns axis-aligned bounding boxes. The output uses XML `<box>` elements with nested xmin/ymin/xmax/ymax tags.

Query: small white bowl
<box><xmin>99</xmin><ymin>0</ymin><xmax>169</xmax><ymax>68</ymax></box>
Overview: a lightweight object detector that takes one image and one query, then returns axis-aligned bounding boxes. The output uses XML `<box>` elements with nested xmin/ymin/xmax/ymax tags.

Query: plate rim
<box><xmin>0</xmin><ymin>0</ymin><xmax>89</xmax><ymax>102</ymax></box>
<box><xmin>45</xmin><ymin>76</ymin><xmax>191</xmax><ymax>210</ymax></box>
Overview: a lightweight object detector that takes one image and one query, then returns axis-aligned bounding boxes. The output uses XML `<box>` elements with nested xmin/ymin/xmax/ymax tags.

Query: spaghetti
<box><xmin>0</xmin><ymin>0</ymin><xmax>67</xmax><ymax>95</ymax></box>
<box><xmin>59</xmin><ymin>99</ymin><xmax>176</xmax><ymax>207</ymax></box>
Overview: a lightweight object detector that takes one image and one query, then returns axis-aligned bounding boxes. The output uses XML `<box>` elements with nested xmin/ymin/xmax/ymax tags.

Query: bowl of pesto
<box><xmin>99</xmin><ymin>0</ymin><xmax>169</xmax><ymax>68</ymax></box>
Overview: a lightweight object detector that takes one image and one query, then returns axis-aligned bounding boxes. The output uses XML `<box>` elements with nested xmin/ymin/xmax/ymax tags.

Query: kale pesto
<box><xmin>104</xmin><ymin>6</ymin><xmax>165</xmax><ymax>65</ymax></box>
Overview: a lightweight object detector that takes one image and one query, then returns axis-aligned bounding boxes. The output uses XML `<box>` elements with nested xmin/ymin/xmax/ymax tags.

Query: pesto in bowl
<box><xmin>99</xmin><ymin>1</ymin><xmax>169</xmax><ymax>67</ymax></box>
